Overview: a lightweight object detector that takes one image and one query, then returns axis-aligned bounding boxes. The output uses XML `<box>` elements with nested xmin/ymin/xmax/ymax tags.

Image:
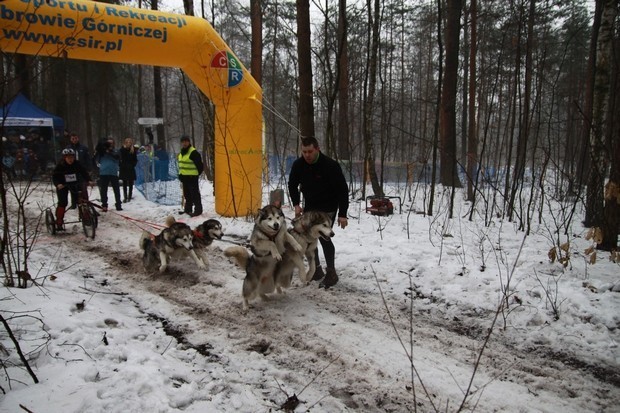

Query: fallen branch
<box><xmin>0</xmin><ymin>314</ymin><xmax>38</xmax><ymax>384</ymax></box>
<box><xmin>78</xmin><ymin>287</ymin><xmax>127</xmax><ymax>296</ymax></box>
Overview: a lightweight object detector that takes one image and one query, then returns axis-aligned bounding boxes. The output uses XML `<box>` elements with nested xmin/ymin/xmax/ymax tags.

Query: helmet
<box><xmin>62</xmin><ymin>148</ymin><xmax>75</xmax><ymax>156</ymax></box>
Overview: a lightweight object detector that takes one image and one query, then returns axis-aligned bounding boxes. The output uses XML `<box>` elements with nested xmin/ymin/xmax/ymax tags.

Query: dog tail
<box><xmin>224</xmin><ymin>246</ymin><xmax>250</xmax><ymax>268</ymax></box>
<box><xmin>139</xmin><ymin>230</ymin><xmax>152</xmax><ymax>251</ymax></box>
<box><xmin>165</xmin><ymin>215</ymin><xmax>177</xmax><ymax>227</ymax></box>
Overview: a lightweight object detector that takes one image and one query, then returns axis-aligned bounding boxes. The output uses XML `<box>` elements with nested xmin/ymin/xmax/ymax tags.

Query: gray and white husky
<box><xmin>274</xmin><ymin>210</ymin><xmax>335</xmax><ymax>287</ymax></box>
<box><xmin>167</xmin><ymin>216</ymin><xmax>223</xmax><ymax>270</ymax></box>
<box><xmin>139</xmin><ymin>216</ymin><xmax>206</xmax><ymax>273</ymax></box>
<box><xmin>225</xmin><ymin>205</ymin><xmax>302</xmax><ymax>309</ymax></box>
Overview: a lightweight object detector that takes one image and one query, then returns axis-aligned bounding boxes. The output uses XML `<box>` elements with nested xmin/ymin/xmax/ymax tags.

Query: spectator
<box><xmin>119</xmin><ymin>137</ymin><xmax>138</xmax><ymax>203</ymax></box>
<box><xmin>66</xmin><ymin>132</ymin><xmax>93</xmax><ymax>172</ymax></box>
<box><xmin>177</xmin><ymin>135</ymin><xmax>203</xmax><ymax>217</ymax></box>
<box><xmin>95</xmin><ymin>137</ymin><xmax>122</xmax><ymax>212</ymax></box>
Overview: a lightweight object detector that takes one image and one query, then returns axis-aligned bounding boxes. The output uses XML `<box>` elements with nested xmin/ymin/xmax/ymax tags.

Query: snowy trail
<box><xmin>37</xmin><ymin>210</ymin><xmax>618</xmax><ymax>413</ymax></box>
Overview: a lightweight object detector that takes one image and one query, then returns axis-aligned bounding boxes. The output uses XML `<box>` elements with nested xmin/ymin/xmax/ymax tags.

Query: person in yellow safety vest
<box><xmin>178</xmin><ymin>135</ymin><xmax>204</xmax><ymax>217</ymax></box>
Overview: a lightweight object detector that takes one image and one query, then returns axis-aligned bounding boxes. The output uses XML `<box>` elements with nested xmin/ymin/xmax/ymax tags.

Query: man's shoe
<box><xmin>102</xmin><ymin>207</ymin><xmax>108</xmax><ymax>212</ymax></box>
<box><xmin>311</xmin><ymin>266</ymin><xmax>325</xmax><ymax>281</ymax></box>
<box><xmin>190</xmin><ymin>211</ymin><xmax>203</xmax><ymax>217</ymax></box>
<box><xmin>319</xmin><ymin>268</ymin><xmax>339</xmax><ymax>289</ymax></box>
<box><xmin>116</xmin><ymin>206</ymin><xmax>123</xmax><ymax>211</ymax></box>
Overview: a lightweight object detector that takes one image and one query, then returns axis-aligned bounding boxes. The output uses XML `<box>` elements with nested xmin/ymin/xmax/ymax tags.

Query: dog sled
<box><xmin>45</xmin><ymin>194</ymin><xmax>100</xmax><ymax>239</ymax></box>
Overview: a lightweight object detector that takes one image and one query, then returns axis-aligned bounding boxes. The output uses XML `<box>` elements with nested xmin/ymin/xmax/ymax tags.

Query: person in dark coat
<box><xmin>66</xmin><ymin>132</ymin><xmax>93</xmax><ymax>172</ymax></box>
<box><xmin>119</xmin><ymin>137</ymin><xmax>138</xmax><ymax>202</ymax></box>
<box><xmin>66</xmin><ymin>132</ymin><xmax>93</xmax><ymax>208</ymax></box>
<box><xmin>51</xmin><ymin>148</ymin><xmax>91</xmax><ymax>230</ymax></box>
<box><xmin>288</xmin><ymin>136</ymin><xmax>349</xmax><ymax>288</ymax></box>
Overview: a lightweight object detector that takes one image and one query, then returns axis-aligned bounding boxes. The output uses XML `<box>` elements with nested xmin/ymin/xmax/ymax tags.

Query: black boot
<box><xmin>311</xmin><ymin>266</ymin><xmax>325</xmax><ymax>281</ymax></box>
<box><xmin>320</xmin><ymin>268</ymin><xmax>339</xmax><ymax>289</ymax></box>
<box><xmin>128</xmin><ymin>186</ymin><xmax>133</xmax><ymax>202</ymax></box>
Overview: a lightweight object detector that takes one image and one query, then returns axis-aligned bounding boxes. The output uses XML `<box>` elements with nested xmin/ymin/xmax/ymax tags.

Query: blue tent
<box><xmin>0</xmin><ymin>93</ymin><xmax>64</xmax><ymax>130</ymax></box>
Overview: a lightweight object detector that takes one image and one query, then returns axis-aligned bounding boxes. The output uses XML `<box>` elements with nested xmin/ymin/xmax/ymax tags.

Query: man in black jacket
<box><xmin>66</xmin><ymin>132</ymin><xmax>93</xmax><ymax>172</ymax></box>
<box><xmin>288</xmin><ymin>136</ymin><xmax>349</xmax><ymax>288</ymax></box>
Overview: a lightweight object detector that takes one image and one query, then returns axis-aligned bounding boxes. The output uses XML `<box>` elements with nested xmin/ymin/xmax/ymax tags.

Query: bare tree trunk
<box><xmin>81</xmin><ymin>63</ymin><xmax>94</xmax><ymax>152</ymax></box>
<box><xmin>152</xmin><ymin>0</ymin><xmax>165</xmax><ymax>148</ymax></box>
<box><xmin>467</xmin><ymin>0</ymin><xmax>478</xmax><ymax>203</ymax></box>
<box><xmin>363</xmin><ymin>0</ymin><xmax>383</xmax><ymax>197</ymax></box>
<box><xmin>250</xmin><ymin>0</ymin><xmax>262</xmax><ymax>85</ymax></box>
<box><xmin>322</xmin><ymin>1</ymin><xmax>338</xmax><ymax>156</ymax></box>
<box><xmin>15</xmin><ymin>55</ymin><xmax>30</xmax><ymax>97</ymax></box>
<box><xmin>296</xmin><ymin>0</ymin><xmax>315</xmax><ymax>139</ymax></box>
<box><xmin>576</xmin><ymin>0</ymin><xmax>601</xmax><ymax>214</ymax></box>
<box><xmin>183</xmin><ymin>0</ymin><xmax>194</xmax><ymax>15</ymax></box>
<box><xmin>337</xmin><ymin>0</ymin><xmax>351</xmax><ymax>161</ymax></box>
<box><xmin>439</xmin><ymin>0</ymin><xmax>463</xmax><ymax>191</ymax></box>
<box><xmin>428</xmin><ymin>0</ymin><xmax>443</xmax><ymax>216</ymax></box>
<box><xmin>595</xmin><ymin>0</ymin><xmax>618</xmax><ymax>250</ymax></box>
<box><xmin>196</xmin><ymin>0</ymin><xmax>215</xmax><ymax>180</ymax></box>
<box><xmin>508</xmin><ymin>0</ymin><xmax>536</xmax><ymax>226</ymax></box>
<box><xmin>586</xmin><ymin>0</ymin><xmax>615</xmax><ymax>229</ymax></box>
<box><xmin>461</xmin><ymin>3</ymin><xmax>469</xmax><ymax>174</ymax></box>
<box><xmin>503</xmin><ymin>4</ymin><xmax>523</xmax><ymax>219</ymax></box>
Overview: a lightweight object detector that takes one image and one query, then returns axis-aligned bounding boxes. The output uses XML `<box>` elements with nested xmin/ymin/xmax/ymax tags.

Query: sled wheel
<box><xmin>79</xmin><ymin>203</ymin><xmax>96</xmax><ymax>239</ymax></box>
<box><xmin>88</xmin><ymin>204</ymin><xmax>99</xmax><ymax>229</ymax></box>
<box><xmin>45</xmin><ymin>209</ymin><xmax>56</xmax><ymax>235</ymax></box>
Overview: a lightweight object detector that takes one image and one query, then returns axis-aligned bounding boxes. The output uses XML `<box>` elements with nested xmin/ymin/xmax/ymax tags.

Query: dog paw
<box><xmin>158</xmin><ymin>265</ymin><xmax>167</xmax><ymax>272</ymax></box>
<box><xmin>272</xmin><ymin>252</ymin><xmax>282</xmax><ymax>261</ymax></box>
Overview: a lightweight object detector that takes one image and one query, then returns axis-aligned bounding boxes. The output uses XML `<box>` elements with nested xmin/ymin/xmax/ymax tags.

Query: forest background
<box><xmin>1</xmin><ymin>0</ymin><xmax>619</xmax><ymax>249</ymax></box>
<box><xmin>1</xmin><ymin>1</ymin><xmax>620</xmax><ymax>410</ymax></box>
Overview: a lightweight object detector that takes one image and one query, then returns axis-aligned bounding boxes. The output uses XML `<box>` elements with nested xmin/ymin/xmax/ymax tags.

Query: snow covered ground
<box><xmin>1</xmin><ymin>178</ymin><xmax>619</xmax><ymax>412</ymax></box>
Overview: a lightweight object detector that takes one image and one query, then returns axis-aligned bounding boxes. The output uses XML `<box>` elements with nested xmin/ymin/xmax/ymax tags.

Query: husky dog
<box><xmin>225</xmin><ymin>205</ymin><xmax>302</xmax><ymax>309</ymax></box>
<box><xmin>250</xmin><ymin>205</ymin><xmax>301</xmax><ymax>261</ymax></box>
<box><xmin>274</xmin><ymin>211</ymin><xmax>335</xmax><ymax>288</ymax></box>
<box><xmin>168</xmin><ymin>217</ymin><xmax>223</xmax><ymax>270</ymax></box>
<box><xmin>139</xmin><ymin>216</ymin><xmax>206</xmax><ymax>273</ymax></box>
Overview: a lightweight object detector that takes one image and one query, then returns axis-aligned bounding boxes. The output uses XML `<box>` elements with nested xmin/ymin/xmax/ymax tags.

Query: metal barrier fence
<box><xmin>135</xmin><ymin>151</ymin><xmax>181</xmax><ymax>206</ymax></box>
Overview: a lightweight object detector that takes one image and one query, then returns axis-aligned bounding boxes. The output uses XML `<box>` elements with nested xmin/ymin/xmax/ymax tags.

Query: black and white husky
<box><xmin>225</xmin><ymin>205</ymin><xmax>302</xmax><ymax>309</ymax></box>
<box><xmin>139</xmin><ymin>216</ymin><xmax>206</xmax><ymax>273</ymax></box>
<box><xmin>167</xmin><ymin>216</ymin><xmax>223</xmax><ymax>270</ymax></box>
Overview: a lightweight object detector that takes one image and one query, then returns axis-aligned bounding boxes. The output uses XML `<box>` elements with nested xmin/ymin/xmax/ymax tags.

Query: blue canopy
<box><xmin>0</xmin><ymin>93</ymin><xmax>64</xmax><ymax>130</ymax></box>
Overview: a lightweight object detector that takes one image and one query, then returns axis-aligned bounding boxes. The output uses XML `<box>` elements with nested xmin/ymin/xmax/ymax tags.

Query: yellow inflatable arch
<box><xmin>0</xmin><ymin>0</ymin><xmax>262</xmax><ymax>217</ymax></box>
